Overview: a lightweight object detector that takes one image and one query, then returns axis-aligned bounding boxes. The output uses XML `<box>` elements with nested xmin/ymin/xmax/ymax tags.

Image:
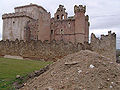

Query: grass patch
<box><xmin>0</xmin><ymin>58</ymin><xmax>52</xmax><ymax>90</ymax></box>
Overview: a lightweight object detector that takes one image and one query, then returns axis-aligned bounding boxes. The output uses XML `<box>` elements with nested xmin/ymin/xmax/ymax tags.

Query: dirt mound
<box><xmin>21</xmin><ymin>50</ymin><xmax>120</xmax><ymax>90</ymax></box>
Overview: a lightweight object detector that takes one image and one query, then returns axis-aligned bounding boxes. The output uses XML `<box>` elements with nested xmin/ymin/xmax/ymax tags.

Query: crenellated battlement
<box><xmin>91</xmin><ymin>31</ymin><xmax>116</xmax><ymax>62</ymax></box>
<box><xmin>85</xmin><ymin>15</ymin><xmax>89</xmax><ymax>21</ymax></box>
<box><xmin>2</xmin><ymin>12</ymin><xmax>34</xmax><ymax>19</ymax></box>
<box><xmin>57</xmin><ymin>5</ymin><xmax>66</xmax><ymax>12</ymax></box>
<box><xmin>91</xmin><ymin>31</ymin><xmax>116</xmax><ymax>41</ymax></box>
<box><xmin>100</xmin><ymin>31</ymin><xmax>116</xmax><ymax>40</ymax></box>
<box><xmin>74</xmin><ymin>5</ymin><xmax>86</xmax><ymax>13</ymax></box>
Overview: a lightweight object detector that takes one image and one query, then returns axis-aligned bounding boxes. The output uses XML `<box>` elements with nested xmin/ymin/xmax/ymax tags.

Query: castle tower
<box><xmin>74</xmin><ymin>5</ymin><xmax>89</xmax><ymax>43</ymax></box>
<box><xmin>2</xmin><ymin>12</ymin><xmax>32</xmax><ymax>41</ymax></box>
<box><xmin>54</xmin><ymin>5</ymin><xmax>68</xmax><ymax>20</ymax></box>
<box><xmin>2</xmin><ymin>3</ymin><xmax>51</xmax><ymax>41</ymax></box>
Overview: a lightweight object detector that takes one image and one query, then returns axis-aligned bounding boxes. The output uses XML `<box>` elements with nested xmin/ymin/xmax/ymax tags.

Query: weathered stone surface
<box><xmin>0</xmin><ymin>40</ymin><xmax>83</xmax><ymax>61</ymax></box>
<box><xmin>65</xmin><ymin>61</ymin><xmax>79</xmax><ymax>65</ymax></box>
<box><xmin>90</xmin><ymin>31</ymin><xmax>116</xmax><ymax>62</ymax></box>
<box><xmin>0</xmin><ymin>31</ymin><xmax>116</xmax><ymax>62</ymax></box>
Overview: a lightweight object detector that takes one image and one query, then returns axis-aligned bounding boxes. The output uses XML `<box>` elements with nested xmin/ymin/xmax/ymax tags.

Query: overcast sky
<box><xmin>0</xmin><ymin>0</ymin><xmax>120</xmax><ymax>49</ymax></box>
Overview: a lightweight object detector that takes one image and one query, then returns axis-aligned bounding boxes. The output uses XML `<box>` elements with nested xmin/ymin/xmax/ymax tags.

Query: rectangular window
<box><xmin>51</xmin><ymin>30</ymin><xmax>54</xmax><ymax>34</ymax></box>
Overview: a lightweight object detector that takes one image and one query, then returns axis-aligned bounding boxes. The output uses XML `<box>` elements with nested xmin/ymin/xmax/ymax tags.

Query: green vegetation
<box><xmin>0</xmin><ymin>58</ymin><xmax>52</xmax><ymax>90</ymax></box>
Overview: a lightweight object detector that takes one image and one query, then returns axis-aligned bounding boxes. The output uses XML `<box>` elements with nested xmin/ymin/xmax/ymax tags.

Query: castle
<box><xmin>1</xmin><ymin>3</ymin><xmax>116</xmax><ymax>62</ymax></box>
<box><xmin>2</xmin><ymin>3</ymin><xmax>89</xmax><ymax>43</ymax></box>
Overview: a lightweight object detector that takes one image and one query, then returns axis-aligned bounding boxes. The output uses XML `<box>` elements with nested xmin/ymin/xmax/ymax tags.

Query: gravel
<box><xmin>21</xmin><ymin>50</ymin><xmax>120</xmax><ymax>90</ymax></box>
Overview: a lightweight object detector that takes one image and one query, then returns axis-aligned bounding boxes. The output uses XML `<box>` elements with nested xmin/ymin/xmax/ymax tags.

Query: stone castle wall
<box><xmin>0</xmin><ymin>31</ymin><xmax>116</xmax><ymax>62</ymax></box>
<box><xmin>90</xmin><ymin>31</ymin><xmax>116</xmax><ymax>62</ymax></box>
<box><xmin>0</xmin><ymin>40</ymin><xmax>85</xmax><ymax>61</ymax></box>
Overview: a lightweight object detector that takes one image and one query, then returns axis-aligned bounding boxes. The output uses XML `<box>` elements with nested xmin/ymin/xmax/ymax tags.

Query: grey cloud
<box><xmin>90</xmin><ymin>15</ymin><xmax>120</xmax><ymax>29</ymax></box>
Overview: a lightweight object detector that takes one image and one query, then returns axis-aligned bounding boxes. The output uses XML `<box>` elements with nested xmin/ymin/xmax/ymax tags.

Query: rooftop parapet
<box><xmin>91</xmin><ymin>31</ymin><xmax>116</xmax><ymax>44</ymax></box>
<box><xmin>74</xmin><ymin>5</ymin><xmax>86</xmax><ymax>13</ymax></box>
<box><xmin>100</xmin><ymin>31</ymin><xmax>116</xmax><ymax>39</ymax></box>
<box><xmin>91</xmin><ymin>31</ymin><xmax>116</xmax><ymax>62</ymax></box>
<box><xmin>91</xmin><ymin>31</ymin><xmax>116</xmax><ymax>42</ymax></box>
<box><xmin>14</xmin><ymin>3</ymin><xmax>47</xmax><ymax>13</ymax></box>
<box><xmin>2</xmin><ymin>12</ymin><xmax>34</xmax><ymax>19</ymax></box>
<box><xmin>108</xmin><ymin>31</ymin><xmax>116</xmax><ymax>37</ymax></box>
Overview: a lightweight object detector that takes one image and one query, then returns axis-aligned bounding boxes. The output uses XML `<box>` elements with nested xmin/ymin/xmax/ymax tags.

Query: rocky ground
<box><xmin>20</xmin><ymin>50</ymin><xmax>120</xmax><ymax>90</ymax></box>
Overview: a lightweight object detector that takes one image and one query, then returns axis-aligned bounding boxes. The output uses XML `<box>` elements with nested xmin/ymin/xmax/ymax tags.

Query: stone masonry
<box><xmin>0</xmin><ymin>31</ymin><xmax>116</xmax><ymax>62</ymax></box>
<box><xmin>91</xmin><ymin>31</ymin><xmax>116</xmax><ymax>62</ymax></box>
<box><xmin>2</xmin><ymin>4</ymin><xmax>89</xmax><ymax>44</ymax></box>
<box><xmin>1</xmin><ymin>4</ymin><xmax>116</xmax><ymax>62</ymax></box>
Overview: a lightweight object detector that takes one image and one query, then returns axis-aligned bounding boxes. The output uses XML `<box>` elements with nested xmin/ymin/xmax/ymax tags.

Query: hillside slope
<box><xmin>21</xmin><ymin>50</ymin><xmax>120</xmax><ymax>90</ymax></box>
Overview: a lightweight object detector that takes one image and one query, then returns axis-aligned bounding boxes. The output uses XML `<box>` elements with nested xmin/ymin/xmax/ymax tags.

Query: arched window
<box><xmin>57</xmin><ymin>15</ymin><xmax>59</xmax><ymax>20</ymax></box>
<box><xmin>61</xmin><ymin>14</ymin><xmax>64</xmax><ymax>19</ymax></box>
<box><xmin>68</xmin><ymin>22</ymin><xmax>70</xmax><ymax>27</ymax></box>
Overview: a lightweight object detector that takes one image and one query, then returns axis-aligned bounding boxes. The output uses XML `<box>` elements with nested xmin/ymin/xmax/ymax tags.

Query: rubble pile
<box><xmin>21</xmin><ymin>50</ymin><xmax>120</xmax><ymax>90</ymax></box>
